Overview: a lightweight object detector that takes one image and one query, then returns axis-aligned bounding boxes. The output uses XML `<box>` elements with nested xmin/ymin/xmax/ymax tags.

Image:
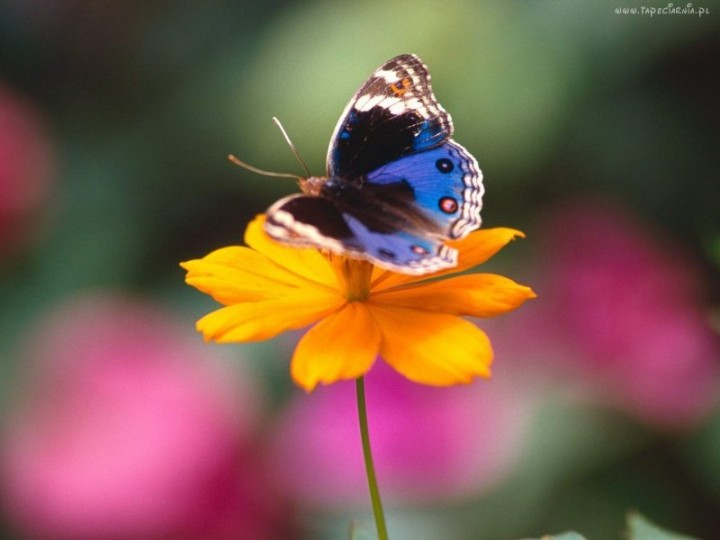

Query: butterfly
<box><xmin>264</xmin><ymin>53</ymin><xmax>484</xmax><ymax>275</ymax></box>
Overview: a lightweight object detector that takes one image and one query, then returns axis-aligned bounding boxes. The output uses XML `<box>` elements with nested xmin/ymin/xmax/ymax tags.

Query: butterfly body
<box><xmin>264</xmin><ymin>54</ymin><xmax>484</xmax><ymax>275</ymax></box>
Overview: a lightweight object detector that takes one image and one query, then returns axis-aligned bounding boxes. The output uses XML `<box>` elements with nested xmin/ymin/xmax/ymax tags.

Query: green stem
<box><xmin>356</xmin><ymin>376</ymin><xmax>389</xmax><ymax>540</ymax></box>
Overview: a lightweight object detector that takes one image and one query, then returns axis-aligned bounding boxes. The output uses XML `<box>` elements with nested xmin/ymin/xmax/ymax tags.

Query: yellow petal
<box><xmin>450</xmin><ymin>227</ymin><xmax>526</xmax><ymax>270</ymax></box>
<box><xmin>369</xmin><ymin>305</ymin><xmax>493</xmax><ymax>386</ymax></box>
<box><xmin>373</xmin><ymin>273</ymin><xmax>536</xmax><ymax>317</ymax></box>
<box><xmin>371</xmin><ymin>228</ymin><xmax>526</xmax><ymax>290</ymax></box>
<box><xmin>181</xmin><ymin>246</ymin><xmax>330</xmax><ymax>305</ymax></box>
<box><xmin>196</xmin><ymin>289</ymin><xmax>343</xmax><ymax>343</ymax></box>
<box><xmin>291</xmin><ymin>302</ymin><xmax>380</xmax><ymax>391</ymax></box>
<box><xmin>245</xmin><ymin>215</ymin><xmax>340</xmax><ymax>289</ymax></box>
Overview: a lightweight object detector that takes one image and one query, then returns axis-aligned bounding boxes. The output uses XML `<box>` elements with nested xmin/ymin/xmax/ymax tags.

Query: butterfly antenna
<box><xmin>272</xmin><ymin>117</ymin><xmax>312</xmax><ymax>178</ymax></box>
<box><xmin>227</xmin><ymin>154</ymin><xmax>304</xmax><ymax>181</ymax></box>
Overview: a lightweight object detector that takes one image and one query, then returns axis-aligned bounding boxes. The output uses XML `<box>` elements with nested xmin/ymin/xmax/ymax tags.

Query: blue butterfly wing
<box><xmin>326</xmin><ymin>54</ymin><xmax>453</xmax><ymax>178</ymax></box>
<box><xmin>366</xmin><ymin>140</ymin><xmax>483</xmax><ymax>239</ymax></box>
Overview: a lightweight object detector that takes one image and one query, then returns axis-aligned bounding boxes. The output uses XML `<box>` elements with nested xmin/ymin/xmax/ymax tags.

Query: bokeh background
<box><xmin>1</xmin><ymin>1</ymin><xmax>718</xmax><ymax>539</ymax></box>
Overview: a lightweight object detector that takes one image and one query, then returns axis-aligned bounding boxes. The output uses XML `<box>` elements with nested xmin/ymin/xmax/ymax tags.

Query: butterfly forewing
<box><xmin>326</xmin><ymin>54</ymin><xmax>454</xmax><ymax>178</ymax></box>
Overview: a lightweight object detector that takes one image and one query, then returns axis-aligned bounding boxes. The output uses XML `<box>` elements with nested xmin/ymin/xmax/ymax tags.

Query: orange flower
<box><xmin>181</xmin><ymin>216</ymin><xmax>535</xmax><ymax>391</ymax></box>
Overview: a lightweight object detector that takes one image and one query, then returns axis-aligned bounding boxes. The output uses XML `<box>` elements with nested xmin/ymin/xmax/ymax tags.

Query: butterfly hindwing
<box><xmin>265</xmin><ymin>193</ymin><xmax>457</xmax><ymax>274</ymax></box>
<box><xmin>366</xmin><ymin>140</ymin><xmax>483</xmax><ymax>239</ymax></box>
<box><xmin>326</xmin><ymin>54</ymin><xmax>453</xmax><ymax>178</ymax></box>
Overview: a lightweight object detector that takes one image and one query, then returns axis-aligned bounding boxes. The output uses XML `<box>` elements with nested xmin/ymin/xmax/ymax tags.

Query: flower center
<box><xmin>328</xmin><ymin>255</ymin><xmax>374</xmax><ymax>301</ymax></box>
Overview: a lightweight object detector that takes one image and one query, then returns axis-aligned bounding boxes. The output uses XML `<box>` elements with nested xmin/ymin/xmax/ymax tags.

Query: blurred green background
<box><xmin>0</xmin><ymin>1</ymin><xmax>718</xmax><ymax>539</ymax></box>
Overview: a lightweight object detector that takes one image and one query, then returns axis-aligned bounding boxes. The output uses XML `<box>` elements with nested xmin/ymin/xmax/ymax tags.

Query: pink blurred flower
<box><xmin>270</xmin><ymin>361</ymin><xmax>533</xmax><ymax>506</ymax></box>
<box><xmin>0</xmin><ymin>84</ymin><xmax>54</xmax><ymax>256</ymax></box>
<box><xmin>534</xmin><ymin>197</ymin><xmax>720</xmax><ymax>428</ymax></box>
<box><xmin>1</xmin><ymin>294</ymin><xmax>290</xmax><ymax>540</ymax></box>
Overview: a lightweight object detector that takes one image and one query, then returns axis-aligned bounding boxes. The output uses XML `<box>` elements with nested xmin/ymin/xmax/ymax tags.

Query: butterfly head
<box><xmin>298</xmin><ymin>176</ymin><xmax>327</xmax><ymax>197</ymax></box>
